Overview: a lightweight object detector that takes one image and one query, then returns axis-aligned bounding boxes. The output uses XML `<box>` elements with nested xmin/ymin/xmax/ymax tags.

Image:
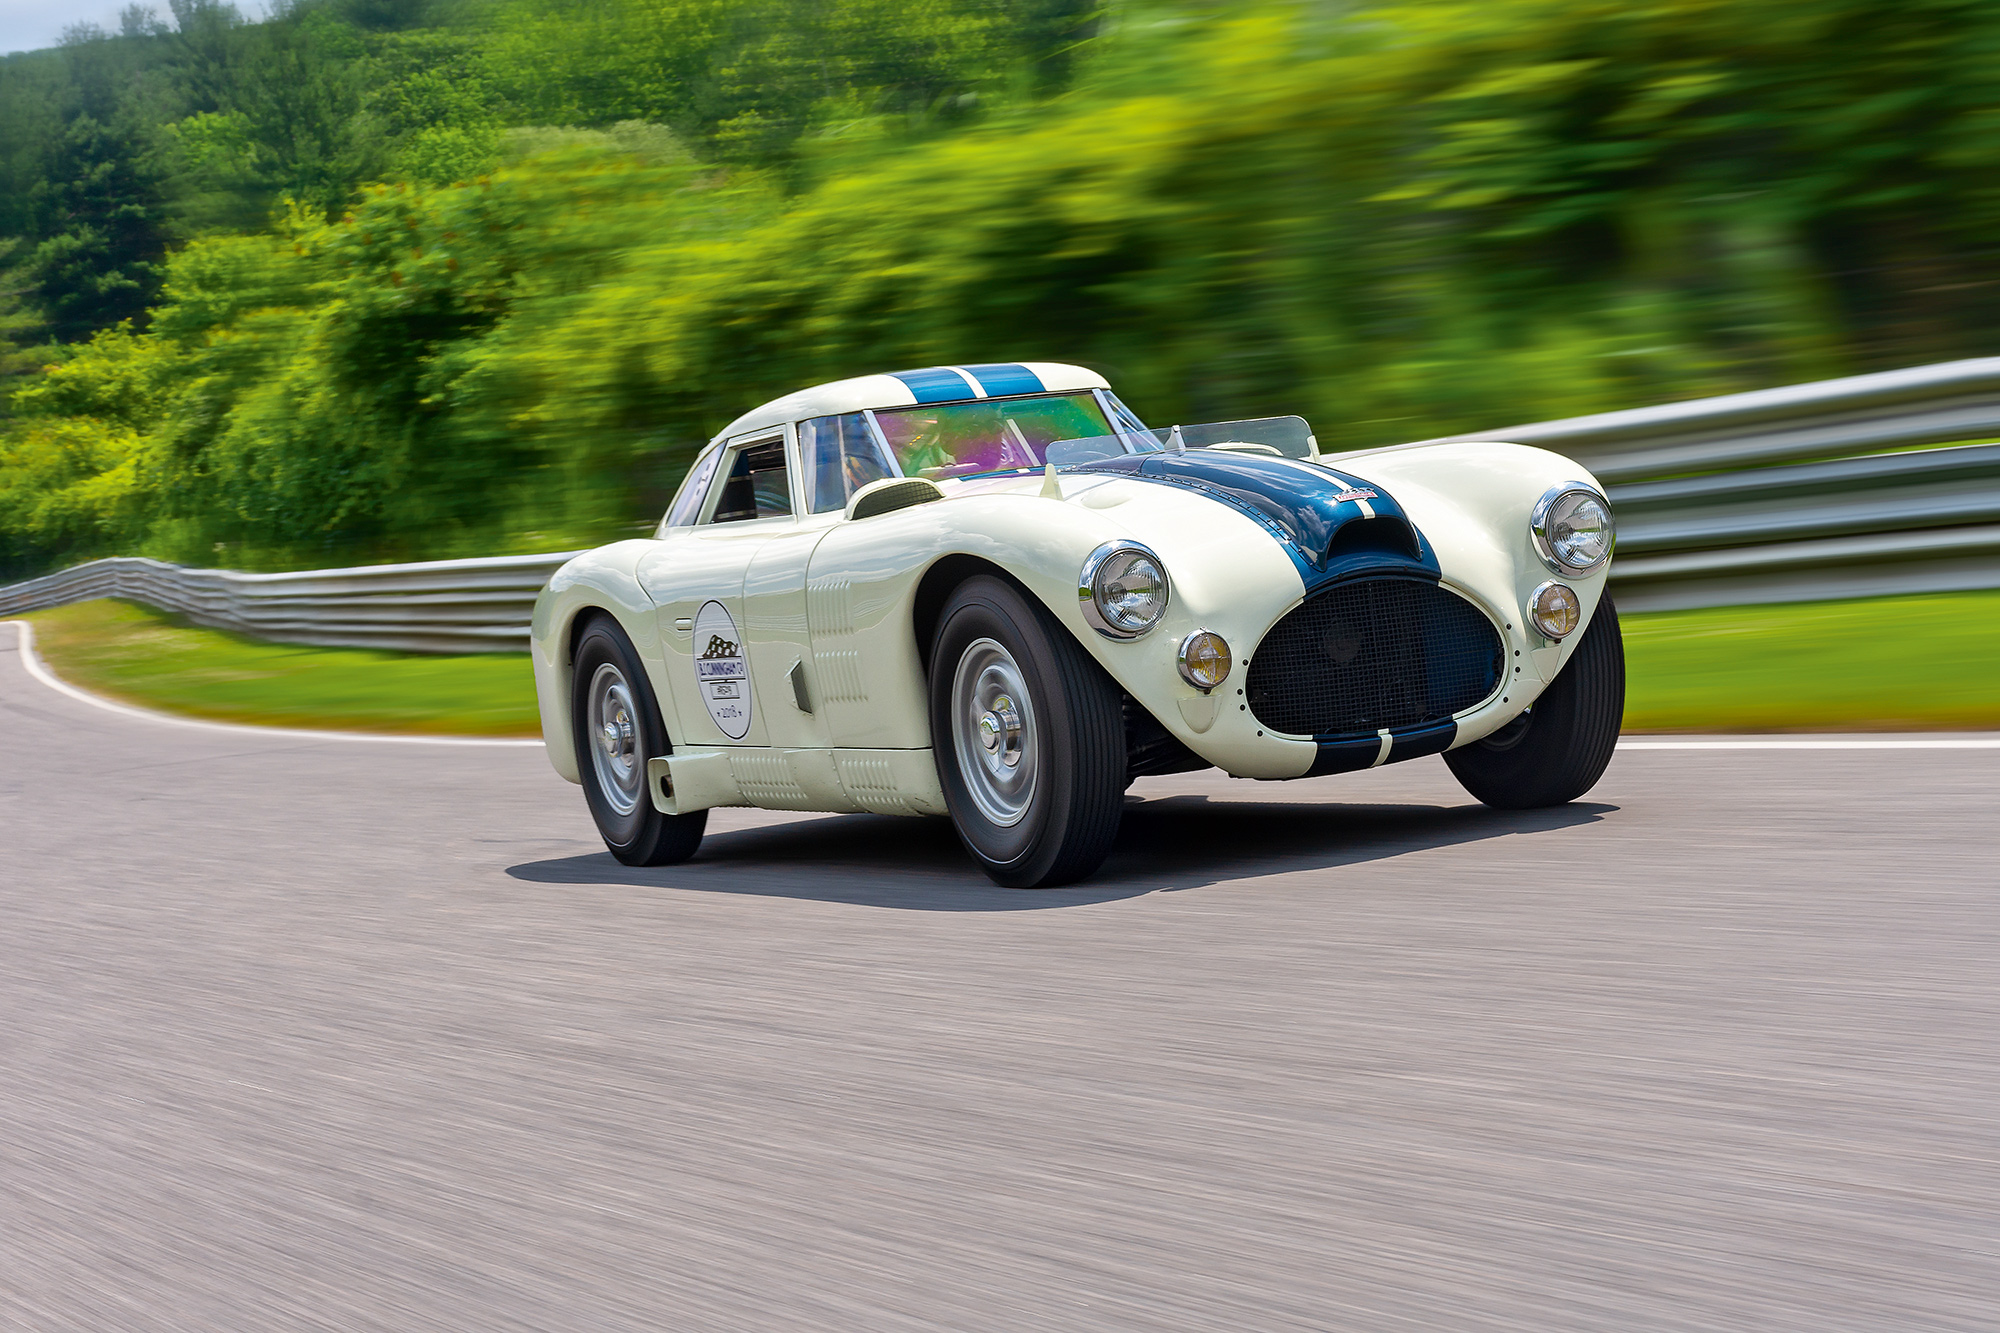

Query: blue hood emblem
<box><xmin>1071</xmin><ymin>451</ymin><xmax>1439</xmax><ymax>587</ymax></box>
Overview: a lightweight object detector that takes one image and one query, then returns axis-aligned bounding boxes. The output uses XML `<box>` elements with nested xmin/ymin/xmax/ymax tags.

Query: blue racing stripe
<box><xmin>891</xmin><ymin>367</ymin><xmax>978</xmax><ymax>403</ymax></box>
<box><xmin>961</xmin><ymin>363</ymin><xmax>1045</xmax><ymax>397</ymax></box>
<box><xmin>1070</xmin><ymin>451</ymin><xmax>1439</xmax><ymax>590</ymax></box>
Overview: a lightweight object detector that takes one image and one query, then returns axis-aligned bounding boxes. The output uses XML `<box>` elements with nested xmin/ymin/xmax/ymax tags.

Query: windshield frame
<box><xmin>1097</xmin><ymin>389</ymin><xmax>1158</xmax><ymax>455</ymax></box>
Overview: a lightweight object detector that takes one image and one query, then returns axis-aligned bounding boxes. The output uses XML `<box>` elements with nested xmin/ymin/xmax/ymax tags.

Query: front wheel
<box><xmin>571</xmin><ymin>615</ymin><xmax>708</xmax><ymax>866</ymax></box>
<box><xmin>1445</xmin><ymin>592</ymin><xmax>1625</xmax><ymax>809</ymax></box>
<box><xmin>929</xmin><ymin>576</ymin><xmax>1126</xmax><ymax>888</ymax></box>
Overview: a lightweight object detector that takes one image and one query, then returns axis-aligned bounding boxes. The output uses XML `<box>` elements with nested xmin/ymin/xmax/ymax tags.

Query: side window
<box><xmin>798</xmin><ymin>411</ymin><xmax>897</xmax><ymax>513</ymax></box>
<box><xmin>663</xmin><ymin>446</ymin><xmax>723</xmax><ymax>528</ymax></box>
<box><xmin>709</xmin><ymin>436</ymin><xmax>792</xmax><ymax>523</ymax></box>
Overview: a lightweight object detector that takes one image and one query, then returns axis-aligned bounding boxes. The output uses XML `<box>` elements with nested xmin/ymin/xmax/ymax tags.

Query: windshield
<box><xmin>871</xmin><ymin>393</ymin><xmax>1112</xmax><ymax>480</ymax></box>
<box><xmin>1045</xmin><ymin>414</ymin><xmax>1316</xmax><ymax>464</ymax></box>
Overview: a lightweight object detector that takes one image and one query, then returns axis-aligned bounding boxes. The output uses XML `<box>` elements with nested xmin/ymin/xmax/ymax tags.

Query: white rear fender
<box><xmin>530</xmin><ymin>541</ymin><xmax>670</xmax><ymax>784</ymax></box>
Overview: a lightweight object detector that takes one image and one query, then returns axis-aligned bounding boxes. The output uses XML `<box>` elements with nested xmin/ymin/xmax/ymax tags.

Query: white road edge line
<box><xmin>8</xmin><ymin>618</ymin><xmax>1997</xmax><ymax>751</ymax></box>
<box><xmin>4</xmin><ymin>619</ymin><xmax>544</xmax><ymax>747</ymax></box>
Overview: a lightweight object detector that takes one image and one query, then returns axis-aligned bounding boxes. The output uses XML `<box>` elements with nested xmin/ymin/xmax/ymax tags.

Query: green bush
<box><xmin>5</xmin><ymin>0</ymin><xmax>1998</xmax><ymax>577</ymax></box>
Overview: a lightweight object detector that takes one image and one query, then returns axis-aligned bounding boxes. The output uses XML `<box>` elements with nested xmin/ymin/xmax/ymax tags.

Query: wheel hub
<box><xmin>976</xmin><ymin>696</ymin><xmax>1023</xmax><ymax>767</ymax></box>
<box><xmin>951</xmin><ymin>639</ymin><xmax>1038</xmax><ymax>828</ymax></box>
<box><xmin>585</xmin><ymin>664</ymin><xmax>645</xmax><ymax>818</ymax></box>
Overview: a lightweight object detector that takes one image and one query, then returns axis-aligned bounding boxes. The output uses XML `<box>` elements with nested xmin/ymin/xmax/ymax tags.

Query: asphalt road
<box><xmin>3</xmin><ymin>626</ymin><xmax>1997</xmax><ymax>1332</ymax></box>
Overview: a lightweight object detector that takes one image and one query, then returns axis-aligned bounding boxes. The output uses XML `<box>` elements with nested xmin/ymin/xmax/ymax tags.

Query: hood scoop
<box><xmin>1324</xmin><ymin>515</ymin><xmax>1421</xmax><ymax>562</ymax></box>
<box><xmin>1071</xmin><ymin>450</ymin><xmax>1430</xmax><ymax>580</ymax></box>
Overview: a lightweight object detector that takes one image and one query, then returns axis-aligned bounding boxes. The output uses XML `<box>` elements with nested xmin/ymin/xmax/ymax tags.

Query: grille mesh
<box><xmin>1246</xmin><ymin>578</ymin><xmax>1503</xmax><ymax>737</ymax></box>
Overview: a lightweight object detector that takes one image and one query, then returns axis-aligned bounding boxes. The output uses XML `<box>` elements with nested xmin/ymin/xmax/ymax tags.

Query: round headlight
<box><xmin>1529</xmin><ymin>580</ymin><xmax>1581</xmax><ymax>639</ymax></box>
<box><xmin>1080</xmin><ymin>542</ymin><xmax>1169</xmax><ymax>638</ymax></box>
<box><xmin>1532</xmin><ymin>485</ymin><xmax>1614</xmax><ymax>573</ymax></box>
<box><xmin>1177</xmin><ymin>630</ymin><xmax>1232</xmax><ymax>692</ymax></box>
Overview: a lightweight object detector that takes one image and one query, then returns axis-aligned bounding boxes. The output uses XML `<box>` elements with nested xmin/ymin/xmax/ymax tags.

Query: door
<box><xmin>637</xmin><ymin>430</ymin><xmax>794</xmax><ymax>749</ymax></box>
<box><xmin>742</xmin><ymin>514</ymin><xmax>840</xmax><ymax>750</ymax></box>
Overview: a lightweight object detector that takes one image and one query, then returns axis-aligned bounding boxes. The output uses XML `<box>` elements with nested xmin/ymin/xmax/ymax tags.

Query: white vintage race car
<box><xmin>531</xmin><ymin>362</ymin><xmax>1622</xmax><ymax>887</ymax></box>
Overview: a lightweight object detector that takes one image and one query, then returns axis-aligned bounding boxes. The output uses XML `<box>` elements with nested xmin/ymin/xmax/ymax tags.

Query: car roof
<box><xmin>709</xmin><ymin>362</ymin><xmax>1112</xmax><ymax>444</ymax></box>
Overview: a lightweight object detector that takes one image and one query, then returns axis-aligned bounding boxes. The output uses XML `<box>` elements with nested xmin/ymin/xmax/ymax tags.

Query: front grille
<box><xmin>1246</xmin><ymin>578</ymin><xmax>1503</xmax><ymax>737</ymax></box>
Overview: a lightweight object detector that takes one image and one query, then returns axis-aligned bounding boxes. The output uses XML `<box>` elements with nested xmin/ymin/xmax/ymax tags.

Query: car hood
<box><xmin>1064</xmin><ymin>451</ymin><xmax>1441</xmax><ymax>586</ymax></box>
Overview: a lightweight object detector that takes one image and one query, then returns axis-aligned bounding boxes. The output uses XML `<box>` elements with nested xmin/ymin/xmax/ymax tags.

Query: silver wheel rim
<box><xmin>586</xmin><ymin>662</ymin><xmax>644</xmax><ymax>817</ymax></box>
<box><xmin>950</xmin><ymin>637</ymin><xmax>1038</xmax><ymax>827</ymax></box>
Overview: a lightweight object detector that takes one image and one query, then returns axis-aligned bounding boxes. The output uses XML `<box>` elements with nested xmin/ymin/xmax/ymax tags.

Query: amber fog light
<box><xmin>1529</xmin><ymin>581</ymin><xmax>1582</xmax><ymax>639</ymax></box>
<box><xmin>1177</xmin><ymin>630</ymin><xmax>1232</xmax><ymax>692</ymax></box>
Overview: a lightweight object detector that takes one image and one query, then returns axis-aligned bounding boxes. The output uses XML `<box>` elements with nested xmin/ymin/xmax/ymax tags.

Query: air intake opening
<box><xmin>1324</xmin><ymin>516</ymin><xmax>1421</xmax><ymax>562</ymax></box>
<box><xmin>1247</xmin><ymin>577</ymin><xmax>1502</xmax><ymax>737</ymax></box>
<box><xmin>847</xmin><ymin>476</ymin><xmax>945</xmax><ymax>521</ymax></box>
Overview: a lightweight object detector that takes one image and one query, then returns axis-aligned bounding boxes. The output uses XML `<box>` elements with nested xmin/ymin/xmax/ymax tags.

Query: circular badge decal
<box><xmin>692</xmin><ymin>599</ymin><xmax>752</xmax><ymax>739</ymax></box>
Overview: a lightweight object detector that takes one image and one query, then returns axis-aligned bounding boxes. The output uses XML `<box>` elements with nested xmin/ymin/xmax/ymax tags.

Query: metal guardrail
<box><xmin>3</xmin><ymin>357</ymin><xmax>1999</xmax><ymax>645</ymax></box>
<box><xmin>1415</xmin><ymin>356</ymin><xmax>2000</xmax><ymax>611</ymax></box>
<box><xmin>0</xmin><ymin>553</ymin><xmax>575</xmax><ymax>654</ymax></box>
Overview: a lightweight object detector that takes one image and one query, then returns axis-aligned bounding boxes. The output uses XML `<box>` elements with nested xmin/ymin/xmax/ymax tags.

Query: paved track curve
<box><xmin>3</xmin><ymin>626</ymin><xmax>1996</xmax><ymax>1332</ymax></box>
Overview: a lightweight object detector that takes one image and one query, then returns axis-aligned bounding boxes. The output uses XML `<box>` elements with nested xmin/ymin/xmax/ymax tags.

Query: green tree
<box><xmin>25</xmin><ymin>115</ymin><xmax>172</xmax><ymax>342</ymax></box>
<box><xmin>0</xmin><ymin>241</ymin><xmax>54</xmax><ymax>404</ymax></box>
<box><xmin>8</xmin><ymin>0</ymin><xmax>2000</xmax><ymax>579</ymax></box>
<box><xmin>367</xmin><ymin>30</ymin><xmax>506</xmax><ymax>185</ymax></box>
<box><xmin>481</xmin><ymin>0</ymin><xmax>1093</xmax><ymax>169</ymax></box>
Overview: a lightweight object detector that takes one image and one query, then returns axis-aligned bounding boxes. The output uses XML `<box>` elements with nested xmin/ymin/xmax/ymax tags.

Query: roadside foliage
<box><xmin>3</xmin><ymin>0</ymin><xmax>1997</xmax><ymax>575</ymax></box>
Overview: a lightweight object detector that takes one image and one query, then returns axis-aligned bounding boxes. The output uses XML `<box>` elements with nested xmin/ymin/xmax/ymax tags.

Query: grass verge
<box><xmin>19</xmin><ymin>599</ymin><xmax>539</xmax><ymax>737</ymax></box>
<box><xmin>16</xmin><ymin>590</ymin><xmax>2000</xmax><ymax>736</ymax></box>
<box><xmin>1623</xmin><ymin>589</ymin><xmax>2000</xmax><ymax>731</ymax></box>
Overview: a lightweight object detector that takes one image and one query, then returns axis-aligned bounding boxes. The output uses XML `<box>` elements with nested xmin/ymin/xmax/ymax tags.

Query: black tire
<box><xmin>929</xmin><ymin>576</ymin><xmax>1126</xmax><ymax>888</ymax></box>
<box><xmin>1444</xmin><ymin>592</ymin><xmax>1625</xmax><ymax>809</ymax></box>
<box><xmin>571</xmin><ymin>615</ymin><xmax>708</xmax><ymax>866</ymax></box>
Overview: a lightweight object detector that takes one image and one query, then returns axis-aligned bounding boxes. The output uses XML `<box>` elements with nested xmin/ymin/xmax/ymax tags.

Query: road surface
<box><xmin>3</xmin><ymin>625</ymin><xmax>1996</xmax><ymax>1331</ymax></box>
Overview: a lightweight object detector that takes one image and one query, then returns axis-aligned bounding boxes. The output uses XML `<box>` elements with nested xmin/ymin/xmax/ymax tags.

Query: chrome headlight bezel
<box><xmin>1176</xmin><ymin>629</ymin><xmax>1232</xmax><ymax>693</ymax></box>
<box><xmin>1079</xmin><ymin>541</ymin><xmax>1170</xmax><ymax>639</ymax></box>
<box><xmin>1531</xmin><ymin>483</ymin><xmax>1615</xmax><ymax>574</ymax></box>
<box><xmin>1528</xmin><ymin>579</ymin><xmax>1582</xmax><ymax>639</ymax></box>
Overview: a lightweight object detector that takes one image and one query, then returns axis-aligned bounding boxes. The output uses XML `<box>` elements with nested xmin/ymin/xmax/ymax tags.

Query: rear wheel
<box><xmin>571</xmin><ymin>616</ymin><xmax>707</xmax><ymax>865</ymax></box>
<box><xmin>1445</xmin><ymin>592</ymin><xmax>1625</xmax><ymax>809</ymax></box>
<box><xmin>929</xmin><ymin>576</ymin><xmax>1126</xmax><ymax>888</ymax></box>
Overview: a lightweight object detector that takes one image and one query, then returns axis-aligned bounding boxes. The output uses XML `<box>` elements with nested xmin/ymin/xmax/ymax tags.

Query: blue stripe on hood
<box><xmin>891</xmin><ymin>367</ymin><xmax>977</xmax><ymax>403</ymax></box>
<box><xmin>1071</xmin><ymin>451</ymin><xmax>1439</xmax><ymax>588</ymax></box>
